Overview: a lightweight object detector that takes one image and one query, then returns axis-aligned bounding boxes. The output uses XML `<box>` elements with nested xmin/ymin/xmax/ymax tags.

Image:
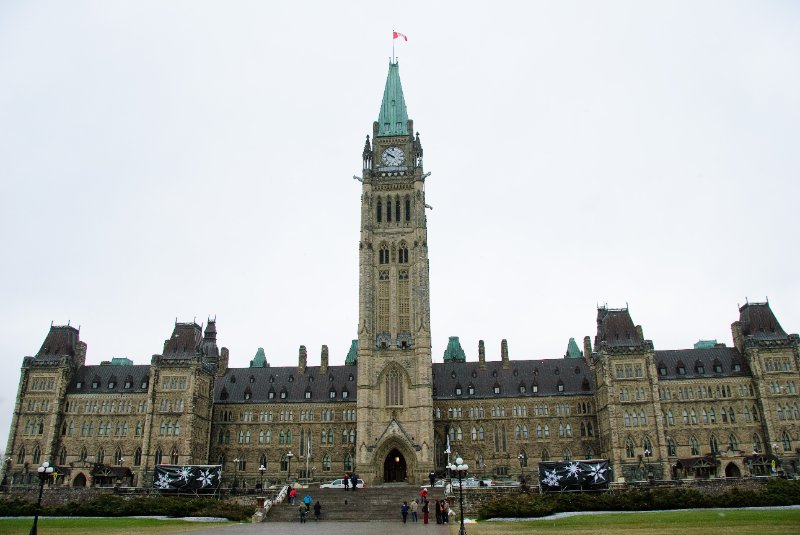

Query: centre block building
<box><xmin>4</xmin><ymin>63</ymin><xmax>799</xmax><ymax>488</ymax></box>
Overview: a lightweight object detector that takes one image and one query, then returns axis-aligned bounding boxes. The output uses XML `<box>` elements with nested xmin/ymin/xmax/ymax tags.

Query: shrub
<box><xmin>476</xmin><ymin>481</ymin><xmax>800</xmax><ymax>519</ymax></box>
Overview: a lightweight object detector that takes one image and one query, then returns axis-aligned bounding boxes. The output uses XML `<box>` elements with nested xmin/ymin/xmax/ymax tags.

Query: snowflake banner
<box><xmin>153</xmin><ymin>465</ymin><xmax>222</xmax><ymax>492</ymax></box>
<box><xmin>538</xmin><ymin>460</ymin><xmax>610</xmax><ymax>491</ymax></box>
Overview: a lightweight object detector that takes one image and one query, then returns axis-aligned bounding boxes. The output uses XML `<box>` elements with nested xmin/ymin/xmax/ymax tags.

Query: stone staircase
<box><xmin>267</xmin><ymin>483</ymin><xmax>448</xmax><ymax>522</ymax></box>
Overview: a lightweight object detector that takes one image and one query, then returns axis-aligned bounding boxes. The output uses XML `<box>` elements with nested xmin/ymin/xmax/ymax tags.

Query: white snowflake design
<box><xmin>587</xmin><ymin>463</ymin><xmax>607</xmax><ymax>483</ymax></box>
<box><xmin>196</xmin><ymin>469</ymin><xmax>215</xmax><ymax>488</ymax></box>
<box><xmin>542</xmin><ymin>469</ymin><xmax>562</xmax><ymax>487</ymax></box>
<box><xmin>155</xmin><ymin>473</ymin><xmax>173</xmax><ymax>489</ymax></box>
<box><xmin>178</xmin><ymin>466</ymin><xmax>192</xmax><ymax>481</ymax></box>
<box><xmin>565</xmin><ymin>462</ymin><xmax>581</xmax><ymax>479</ymax></box>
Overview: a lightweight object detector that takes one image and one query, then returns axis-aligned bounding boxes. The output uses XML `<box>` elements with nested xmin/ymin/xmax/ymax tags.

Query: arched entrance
<box><xmin>724</xmin><ymin>462</ymin><xmax>741</xmax><ymax>478</ymax></box>
<box><xmin>73</xmin><ymin>473</ymin><xmax>87</xmax><ymax>487</ymax></box>
<box><xmin>383</xmin><ymin>449</ymin><xmax>407</xmax><ymax>482</ymax></box>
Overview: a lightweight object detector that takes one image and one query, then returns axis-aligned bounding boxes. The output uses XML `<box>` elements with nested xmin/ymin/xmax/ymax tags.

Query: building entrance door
<box><xmin>383</xmin><ymin>449</ymin><xmax>407</xmax><ymax>482</ymax></box>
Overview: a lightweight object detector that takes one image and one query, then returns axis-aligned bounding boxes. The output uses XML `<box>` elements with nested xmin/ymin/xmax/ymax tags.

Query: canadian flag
<box><xmin>393</xmin><ymin>31</ymin><xmax>408</xmax><ymax>41</ymax></box>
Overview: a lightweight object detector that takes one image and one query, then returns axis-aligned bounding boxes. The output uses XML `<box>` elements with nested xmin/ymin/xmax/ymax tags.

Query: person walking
<box><xmin>303</xmin><ymin>494</ymin><xmax>312</xmax><ymax>511</ymax></box>
<box><xmin>441</xmin><ymin>500</ymin><xmax>449</xmax><ymax>524</ymax></box>
<box><xmin>410</xmin><ymin>499</ymin><xmax>418</xmax><ymax>522</ymax></box>
<box><xmin>428</xmin><ymin>471</ymin><xmax>436</xmax><ymax>487</ymax></box>
<box><xmin>314</xmin><ymin>500</ymin><xmax>322</xmax><ymax>521</ymax></box>
<box><xmin>299</xmin><ymin>505</ymin><xmax>307</xmax><ymax>523</ymax></box>
<box><xmin>401</xmin><ymin>501</ymin><xmax>409</xmax><ymax>523</ymax></box>
<box><xmin>289</xmin><ymin>488</ymin><xmax>297</xmax><ymax>505</ymax></box>
<box><xmin>350</xmin><ymin>473</ymin><xmax>358</xmax><ymax>490</ymax></box>
<box><xmin>343</xmin><ymin>473</ymin><xmax>350</xmax><ymax>491</ymax></box>
<box><xmin>422</xmin><ymin>498</ymin><xmax>429</xmax><ymax>524</ymax></box>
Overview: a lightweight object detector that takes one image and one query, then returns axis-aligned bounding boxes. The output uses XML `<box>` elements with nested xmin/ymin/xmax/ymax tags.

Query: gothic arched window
<box><xmin>377</xmin><ymin>198</ymin><xmax>383</xmax><ymax>223</ymax></box>
<box><xmin>385</xmin><ymin>368</ymin><xmax>404</xmax><ymax>406</ymax></box>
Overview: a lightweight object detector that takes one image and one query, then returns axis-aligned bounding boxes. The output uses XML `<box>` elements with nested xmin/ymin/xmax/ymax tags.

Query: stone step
<box><xmin>268</xmin><ymin>485</ymin><xmax>449</xmax><ymax>522</ymax></box>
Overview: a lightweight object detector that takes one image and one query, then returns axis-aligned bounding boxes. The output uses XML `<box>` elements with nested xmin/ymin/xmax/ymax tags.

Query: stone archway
<box><xmin>73</xmin><ymin>473</ymin><xmax>87</xmax><ymax>487</ymax></box>
<box><xmin>724</xmin><ymin>462</ymin><xmax>741</xmax><ymax>478</ymax></box>
<box><xmin>383</xmin><ymin>449</ymin><xmax>407</xmax><ymax>482</ymax></box>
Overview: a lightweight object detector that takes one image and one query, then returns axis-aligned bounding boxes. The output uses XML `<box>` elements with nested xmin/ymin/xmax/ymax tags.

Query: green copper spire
<box><xmin>565</xmin><ymin>338</ymin><xmax>583</xmax><ymax>359</ymax></box>
<box><xmin>345</xmin><ymin>340</ymin><xmax>358</xmax><ymax>366</ymax></box>
<box><xmin>443</xmin><ymin>336</ymin><xmax>466</xmax><ymax>363</ymax></box>
<box><xmin>250</xmin><ymin>347</ymin><xmax>268</xmax><ymax>368</ymax></box>
<box><xmin>377</xmin><ymin>62</ymin><xmax>409</xmax><ymax>137</ymax></box>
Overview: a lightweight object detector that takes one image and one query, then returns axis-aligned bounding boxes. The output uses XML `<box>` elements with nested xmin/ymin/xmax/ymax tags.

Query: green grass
<box><xmin>456</xmin><ymin>509</ymin><xmax>800</xmax><ymax>535</ymax></box>
<box><xmin>0</xmin><ymin>517</ymin><xmax>233</xmax><ymax>535</ymax></box>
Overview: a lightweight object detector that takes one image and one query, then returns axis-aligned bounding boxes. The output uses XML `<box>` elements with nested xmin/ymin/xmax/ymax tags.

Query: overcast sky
<box><xmin>1</xmin><ymin>1</ymin><xmax>798</xmax><ymax>453</ymax></box>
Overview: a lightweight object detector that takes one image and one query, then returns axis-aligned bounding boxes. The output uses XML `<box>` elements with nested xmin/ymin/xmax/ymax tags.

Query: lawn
<box><xmin>453</xmin><ymin>509</ymin><xmax>800</xmax><ymax>535</ymax></box>
<box><xmin>0</xmin><ymin>517</ymin><xmax>231</xmax><ymax>535</ymax></box>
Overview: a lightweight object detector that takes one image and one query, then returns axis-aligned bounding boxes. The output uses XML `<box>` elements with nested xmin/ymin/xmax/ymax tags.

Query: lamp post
<box><xmin>518</xmin><ymin>453</ymin><xmax>526</xmax><ymax>485</ymax></box>
<box><xmin>286</xmin><ymin>451</ymin><xmax>294</xmax><ymax>484</ymax></box>
<box><xmin>30</xmin><ymin>461</ymin><xmax>54</xmax><ymax>535</ymax></box>
<box><xmin>447</xmin><ymin>456</ymin><xmax>468</xmax><ymax>535</ymax></box>
<box><xmin>259</xmin><ymin>464</ymin><xmax>266</xmax><ymax>490</ymax></box>
<box><xmin>233</xmin><ymin>458</ymin><xmax>240</xmax><ymax>489</ymax></box>
<box><xmin>643</xmin><ymin>449</ymin><xmax>653</xmax><ymax>480</ymax></box>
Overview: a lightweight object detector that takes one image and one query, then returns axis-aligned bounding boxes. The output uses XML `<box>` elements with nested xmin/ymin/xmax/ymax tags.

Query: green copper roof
<box><xmin>111</xmin><ymin>357</ymin><xmax>133</xmax><ymax>366</ymax></box>
<box><xmin>377</xmin><ymin>62</ymin><xmax>409</xmax><ymax>137</ymax></box>
<box><xmin>693</xmin><ymin>339</ymin><xmax>718</xmax><ymax>349</ymax></box>
<box><xmin>250</xmin><ymin>347</ymin><xmax>268</xmax><ymax>368</ymax></box>
<box><xmin>566</xmin><ymin>338</ymin><xmax>583</xmax><ymax>359</ymax></box>
<box><xmin>345</xmin><ymin>340</ymin><xmax>358</xmax><ymax>366</ymax></box>
<box><xmin>443</xmin><ymin>336</ymin><xmax>466</xmax><ymax>363</ymax></box>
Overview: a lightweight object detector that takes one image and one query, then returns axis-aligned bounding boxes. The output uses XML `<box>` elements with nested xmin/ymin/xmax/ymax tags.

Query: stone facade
<box><xmin>3</xmin><ymin>62</ymin><xmax>799</xmax><ymax>490</ymax></box>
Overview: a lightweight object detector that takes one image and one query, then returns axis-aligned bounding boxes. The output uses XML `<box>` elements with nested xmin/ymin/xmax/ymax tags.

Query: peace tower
<box><xmin>355</xmin><ymin>61</ymin><xmax>435</xmax><ymax>482</ymax></box>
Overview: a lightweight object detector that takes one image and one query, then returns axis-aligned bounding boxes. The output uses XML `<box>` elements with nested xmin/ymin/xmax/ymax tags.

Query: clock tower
<box><xmin>355</xmin><ymin>61</ymin><xmax>434</xmax><ymax>483</ymax></box>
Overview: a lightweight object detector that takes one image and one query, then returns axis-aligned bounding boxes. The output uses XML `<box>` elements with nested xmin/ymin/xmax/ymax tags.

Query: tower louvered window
<box><xmin>398</xmin><ymin>270</ymin><xmax>410</xmax><ymax>332</ymax></box>
<box><xmin>386</xmin><ymin>369</ymin><xmax>404</xmax><ymax>406</ymax></box>
<box><xmin>378</xmin><ymin>270</ymin><xmax>390</xmax><ymax>333</ymax></box>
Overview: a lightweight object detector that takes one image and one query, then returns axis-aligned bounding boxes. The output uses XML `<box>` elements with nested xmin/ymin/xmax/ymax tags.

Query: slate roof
<box><xmin>595</xmin><ymin>307</ymin><xmax>642</xmax><ymax>348</ymax></box>
<box><xmin>739</xmin><ymin>302</ymin><xmax>788</xmax><ymax>340</ymax></box>
<box><xmin>653</xmin><ymin>346</ymin><xmax>750</xmax><ymax>380</ymax></box>
<box><xmin>214</xmin><ymin>365</ymin><xmax>357</xmax><ymax>404</ymax></box>
<box><xmin>36</xmin><ymin>325</ymin><xmax>80</xmax><ymax>360</ymax></box>
<box><xmin>162</xmin><ymin>323</ymin><xmax>203</xmax><ymax>358</ymax></box>
<box><xmin>65</xmin><ymin>364</ymin><xmax>151</xmax><ymax>394</ymax></box>
<box><xmin>432</xmin><ymin>358</ymin><xmax>595</xmax><ymax>400</ymax></box>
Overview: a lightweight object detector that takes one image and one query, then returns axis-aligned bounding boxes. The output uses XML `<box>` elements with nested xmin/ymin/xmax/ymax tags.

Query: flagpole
<box><xmin>305</xmin><ymin>435</ymin><xmax>310</xmax><ymax>484</ymax></box>
<box><xmin>392</xmin><ymin>30</ymin><xmax>395</xmax><ymax>62</ymax></box>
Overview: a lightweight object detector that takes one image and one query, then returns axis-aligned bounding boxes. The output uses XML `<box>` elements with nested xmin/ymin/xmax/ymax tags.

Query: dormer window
<box><xmin>695</xmin><ymin>362</ymin><xmax>705</xmax><ymax>374</ymax></box>
<box><xmin>329</xmin><ymin>389</ymin><xmax>336</xmax><ymax>399</ymax></box>
<box><xmin>92</xmin><ymin>381</ymin><xmax>99</xmax><ymax>389</ymax></box>
<box><xmin>676</xmin><ymin>361</ymin><xmax>686</xmax><ymax>375</ymax></box>
<box><xmin>732</xmin><ymin>361</ymin><xmax>741</xmax><ymax>372</ymax></box>
<box><xmin>342</xmin><ymin>389</ymin><xmax>349</xmax><ymax>399</ymax></box>
<box><xmin>108</xmin><ymin>381</ymin><xmax>116</xmax><ymax>389</ymax></box>
<box><xmin>455</xmin><ymin>384</ymin><xmax>462</xmax><ymax>396</ymax></box>
<box><xmin>219</xmin><ymin>388</ymin><xmax>229</xmax><ymax>401</ymax></box>
<box><xmin>244</xmin><ymin>388</ymin><xmax>252</xmax><ymax>400</ymax></box>
<box><xmin>557</xmin><ymin>380</ymin><xmax>564</xmax><ymax>393</ymax></box>
<box><xmin>76</xmin><ymin>381</ymin><xmax>82</xmax><ymax>389</ymax></box>
<box><xmin>658</xmin><ymin>363</ymin><xmax>667</xmax><ymax>376</ymax></box>
<box><xmin>493</xmin><ymin>383</ymin><xmax>501</xmax><ymax>395</ymax></box>
<box><xmin>713</xmin><ymin>360</ymin><xmax>723</xmax><ymax>373</ymax></box>
<box><xmin>305</xmin><ymin>390</ymin><xmax>312</xmax><ymax>400</ymax></box>
<box><xmin>268</xmin><ymin>390</ymin><xmax>275</xmax><ymax>400</ymax></box>
<box><xmin>519</xmin><ymin>384</ymin><xmax>526</xmax><ymax>394</ymax></box>
<box><xmin>230</xmin><ymin>376</ymin><xmax>236</xmax><ymax>383</ymax></box>
<box><xmin>280</xmin><ymin>390</ymin><xmax>287</xmax><ymax>399</ymax></box>
<box><xmin>468</xmin><ymin>384</ymin><xmax>475</xmax><ymax>395</ymax></box>
<box><xmin>124</xmin><ymin>379</ymin><xmax>132</xmax><ymax>389</ymax></box>
<box><xmin>532</xmin><ymin>383</ymin><xmax>538</xmax><ymax>393</ymax></box>
<box><xmin>249</xmin><ymin>376</ymin><xmax>255</xmax><ymax>383</ymax></box>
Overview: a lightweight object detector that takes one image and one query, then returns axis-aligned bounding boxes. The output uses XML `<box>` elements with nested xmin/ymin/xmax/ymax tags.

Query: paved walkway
<box><xmin>186</xmin><ymin>520</ymin><xmax>453</xmax><ymax>535</ymax></box>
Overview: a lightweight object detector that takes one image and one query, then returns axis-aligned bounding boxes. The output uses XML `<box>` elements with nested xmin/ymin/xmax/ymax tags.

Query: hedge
<box><xmin>477</xmin><ymin>479</ymin><xmax>800</xmax><ymax>519</ymax></box>
<box><xmin>0</xmin><ymin>494</ymin><xmax>253</xmax><ymax>521</ymax></box>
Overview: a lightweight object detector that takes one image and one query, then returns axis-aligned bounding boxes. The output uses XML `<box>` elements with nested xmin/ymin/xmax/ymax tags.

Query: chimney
<box><xmin>635</xmin><ymin>325</ymin><xmax>644</xmax><ymax>342</ymax></box>
<box><xmin>218</xmin><ymin>347</ymin><xmax>229</xmax><ymax>376</ymax></box>
<box><xmin>501</xmin><ymin>339</ymin><xmax>510</xmax><ymax>368</ymax></box>
<box><xmin>478</xmin><ymin>340</ymin><xmax>486</xmax><ymax>369</ymax></box>
<box><xmin>731</xmin><ymin>321</ymin><xmax>744</xmax><ymax>353</ymax></box>
<box><xmin>583</xmin><ymin>336</ymin><xmax>592</xmax><ymax>360</ymax></box>
<box><xmin>320</xmin><ymin>345</ymin><xmax>329</xmax><ymax>374</ymax></box>
<box><xmin>298</xmin><ymin>345</ymin><xmax>307</xmax><ymax>374</ymax></box>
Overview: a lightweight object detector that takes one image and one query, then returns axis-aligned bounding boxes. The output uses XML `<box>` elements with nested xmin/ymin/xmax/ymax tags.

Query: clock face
<box><xmin>381</xmin><ymin>146</ymin><xmax>405</xmax><ymax>166</ymax></box>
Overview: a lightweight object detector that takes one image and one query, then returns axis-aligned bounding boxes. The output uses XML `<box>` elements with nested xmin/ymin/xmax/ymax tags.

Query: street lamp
<box><xmin>233</xmin><ymin>458</ymin><xmax>240</xmax><ymax>489</ymax></box>
<box><xmin>447</xmin><ymin>456</ymin><xmax>468</xmax><ymax>535</ymax></box>
<box><xmin>259</xmin><ymin>464</ymin><xmax>266</xmax><ymax>490</ymax></box>
<box><xmin>643</xmin><ymin>449</ymin><xmax>653</xmax><ymax>480</ymax></box>
<box><xmin>286</xmin><ymin>451</ymin><xmax>294</xmax><ymax>484</ymax></box>
<box><xmin>30</xmin><ymin>461</ymin><xmax>54</xmax><ymax>535</ymax></box>
<box><xmin>518</xmin><ymin>453</ymin><xmax>526</xmax><ymax>485</ymax></box>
